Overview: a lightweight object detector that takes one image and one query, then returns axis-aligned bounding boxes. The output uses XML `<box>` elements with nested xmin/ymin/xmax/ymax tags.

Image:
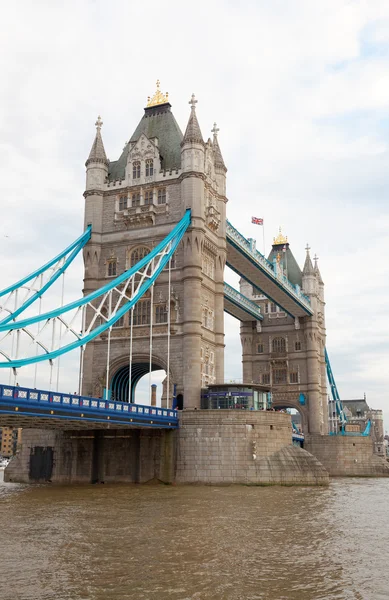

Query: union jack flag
<box><xmin>251</xmin><ymin>217</ymin><xmax>263</xmax><ymax>225</ymax></box>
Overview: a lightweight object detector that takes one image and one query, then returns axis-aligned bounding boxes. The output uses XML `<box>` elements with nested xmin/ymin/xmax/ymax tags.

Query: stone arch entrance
<box><xmin>271</xmin><ymin>393</ymin><xmax>309</xmax><ymax>433</ymax></box>
<box><xmin>109</xmin><ymin>355</ymin><xmax>174</xmax><ymax>404</ymax></box>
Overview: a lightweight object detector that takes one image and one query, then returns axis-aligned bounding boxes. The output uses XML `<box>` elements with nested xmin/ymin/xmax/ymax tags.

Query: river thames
<box><xmin>0</xmin><ymin>473</ymin><xmax>387</xmax><ymax>599</ymax></box>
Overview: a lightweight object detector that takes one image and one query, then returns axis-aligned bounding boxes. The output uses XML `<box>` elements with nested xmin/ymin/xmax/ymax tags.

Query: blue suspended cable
<box><xmin>0</xmin><ymin>226</ymin><xmax>91</xmax><ymax>298</ymax></box>
<box><xmin>0</xmin><ymin>236</ymin><xmax>88</xmax><ymax>326</ymax></box>
<box><xmin>0</xmin><ymin>210</ymin><xmax>191</xmax><ymax>368</ymax></box>
<box><xmin>0</xmin><ymin>211</ymin><xmax>190</xmax><ymax>332</ymax></box>
<box><xmin>325</xmin><ymin>347</ymin><xmax>347</xmax><ymax>424</ymax></box>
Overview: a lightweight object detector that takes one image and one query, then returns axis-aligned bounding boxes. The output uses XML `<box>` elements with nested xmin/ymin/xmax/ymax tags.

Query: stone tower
<box><xmin>82</xmin><ymin>83</ymin><xmax>227</xmax><ymax>409</ymax></box>
<box><xmin>239</xmin><ymin>229</ymin><xmax>327</xmax><ymax>434</ymax></box>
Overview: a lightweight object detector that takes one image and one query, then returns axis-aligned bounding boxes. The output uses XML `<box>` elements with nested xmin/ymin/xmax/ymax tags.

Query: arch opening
<box><xmin>110</xmin><ymin>362</ymin><xmax>164</xmax><ymax>403</ymax></box>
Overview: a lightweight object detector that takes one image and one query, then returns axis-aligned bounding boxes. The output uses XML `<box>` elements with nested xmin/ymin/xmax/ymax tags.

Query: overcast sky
<box><xmin>0</xmin><ymin>0</ymin><xmax>388</xmax><ymax>427</ymax></box>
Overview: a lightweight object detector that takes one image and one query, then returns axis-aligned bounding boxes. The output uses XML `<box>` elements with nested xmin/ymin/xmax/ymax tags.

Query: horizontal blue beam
<box><xmin>0</xmin><ymin>383</ymin><xmax>178</xmax><ymax>429</ymax></box>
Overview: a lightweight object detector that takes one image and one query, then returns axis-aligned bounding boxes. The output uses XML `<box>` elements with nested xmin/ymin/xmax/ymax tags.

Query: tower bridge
<box><xmin>1</xmin><ymin>82</ymin><xmax>387</xmax><ymax>484</ymax></box>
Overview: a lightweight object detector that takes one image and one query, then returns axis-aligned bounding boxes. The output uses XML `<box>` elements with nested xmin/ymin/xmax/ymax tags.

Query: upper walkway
<box><xmin>223</xmin><ymin>282</ymin><xmax>263</xmax><ymax>322</ymax></box>
<box><xmin>0</xmin><ymin>384</ymin><xmax>178</xmax><ymax>430</ymax></box>
<box><xmin>226</xmin><ymin>220</ymin><xmax>313</xmax><ymax>317</ymax></box>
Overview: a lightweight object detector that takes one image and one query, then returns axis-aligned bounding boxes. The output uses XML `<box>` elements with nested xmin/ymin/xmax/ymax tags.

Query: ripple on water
<box><xmin>0</xmin><ymin>474</ymin><xmax>388</xmax><ymax>599</ymax></box>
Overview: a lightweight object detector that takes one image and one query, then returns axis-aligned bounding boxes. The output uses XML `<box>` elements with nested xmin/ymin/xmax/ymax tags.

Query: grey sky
<box><xmin>1</xmin><ymin>0</ymin><xmax>388</xmax><ymax>426</ymax></box>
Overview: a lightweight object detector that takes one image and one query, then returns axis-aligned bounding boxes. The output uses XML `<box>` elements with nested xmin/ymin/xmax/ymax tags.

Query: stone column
<box><xmin>305</xmin><ymin>320</ymin><xmax>322</xmax><ymax>434</ymax></box>
<box><xmin>214</xmin><ymin>251</ymin><xmax>226</xmax><ymax>383</ymax></box>
<box><xmin>151</xmin><ymin>384</ymin><xmax>157</xmax><ymax>406</ymax></box>
<box><xmin>240</xmin><ymin>322</ymin><xmax>254</xmax><ymax>383</ymax></box>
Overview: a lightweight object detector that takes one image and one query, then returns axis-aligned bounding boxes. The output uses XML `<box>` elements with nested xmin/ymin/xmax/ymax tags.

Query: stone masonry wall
<box><xmin>176</xmin><ymin>410</ymin><xmax>329</xmax><ymax>485</ymax></box>
<box><xmin>5</xmin><ymin>428</ymin><xmax>175</xmax><ymax>484</ymax></box>
<box><xmin>305</xmin><ymin>434</ymin><xmax>389</xmax><ymax>476</ymax></box>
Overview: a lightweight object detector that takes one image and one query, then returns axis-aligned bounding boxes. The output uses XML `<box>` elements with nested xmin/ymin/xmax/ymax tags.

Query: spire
<box><xmin>303</xmin><ymin>244</ymin><xmax>314</xmax><ymax>275</ymax></box>
<box><xmin>85</xmin><ymin>116</ymin><xmax>109</xmax><ymax>167</ymax></box>
<box><xmin>212</xmin><ymin>122</ymin><xmax>227</xmax><ymax>171</ymax></box>
<box><xmin>182</xmin><ymin>94</ymin><xmax>204</xmax><ymax>145</ymax></box>
<box><xmin>314</xmin><ymin>254</ymin><xmax>324</xmax><ymax>284</ymax></box>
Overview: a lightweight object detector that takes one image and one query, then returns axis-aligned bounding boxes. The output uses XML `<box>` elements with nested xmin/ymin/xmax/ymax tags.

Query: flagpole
<box><xmin>262</xmin><ymin>225</ymin><xmax>266</xmax><ymax>257</ymax></box>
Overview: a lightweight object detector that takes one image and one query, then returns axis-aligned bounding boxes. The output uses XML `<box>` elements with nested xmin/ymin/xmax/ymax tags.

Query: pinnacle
<box><xmin>303</xmin><ymin>245</ymin><xmax>314</xmax><ymax>275</ymax></box>
<box><xmin>314</xmin><ymin>254</ymin><xmax>324</xmax><ymax>284</ymax></box>
<box><xmin>181</xmin><ymin>94</ymin><xmax>204</xmax><ymax>145</ymax></box>
<box><xmin>212</xmin><ymin>123</ymin><xmax>227</xmax><ymax>171</ymax></box>
<box><xmin>85</xmin><ymin>116</ymin><xmax>109</xmax><ymax>167</ymax></box>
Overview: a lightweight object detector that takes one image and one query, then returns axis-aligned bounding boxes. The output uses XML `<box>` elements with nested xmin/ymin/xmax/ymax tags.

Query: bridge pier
<box><xmin>4</xmin><ymin>427</ymin><xmax>175</xmax><ymax>485</ymax></box>
<box><xmin>91</xmin><ymin>430</ymin><xmax>105</xmax><ymax>484</ymax></box>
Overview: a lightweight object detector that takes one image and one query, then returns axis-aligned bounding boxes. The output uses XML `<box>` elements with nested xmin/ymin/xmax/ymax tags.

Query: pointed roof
<box><xmin>182</xmin><ymin>94</ymin><xmax>204</xmax><ymax>145</ymax></box>
<box><xmin>108</xmin><ymin>101</ymin><xmax>183</xmax><ymax>181</ymax></box>
<box><xmin>85</xmin><ymin>116</ymin><xmax>109</xmax><ymax>167</ymax></box>
<box><xmin>314</xmin><ymin>254</ymin><xmax>324</xmax><ymax>284</ymax></box>
<box><xmin>212</xmin><ymin>122</ymin><xmax>227</xmax><ymax>171</ymax></box>
<box><xmin>268</xmin><ymin>243</ymin><xmax>302</xmax><ymax>287</ymax></box>
<box><xmin>303</xmin><ymin>244</ymin><xmax>315</xmax><ymax>275</ymax></box>
<box><xmin>268</xmin><ymin>228</ymin><xmax>302</xmax><ymax>286</ymax></box>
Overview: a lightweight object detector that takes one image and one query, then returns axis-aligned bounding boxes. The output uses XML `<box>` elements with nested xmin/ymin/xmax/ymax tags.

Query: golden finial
<box><xmin>147</xmin><ymin>79</ymin><xmax>169</xmax><ymax>107</ymax></box>
<box><xmin>273</xmin><ymin>226</ymin><xmax>288</xmax><ymax>245</ymax></box>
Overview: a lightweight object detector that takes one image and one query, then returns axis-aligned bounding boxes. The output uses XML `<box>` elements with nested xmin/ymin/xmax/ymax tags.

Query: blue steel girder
<box><xmin>325</xmin><ymin>347</ymin><xmax>347</xmax><ymax>426</ymax></box>
<box><xmin>0</xmin><ymin>210</ymin><xmax>191</xmax><ymax>368</ymax></box>
<box><xmin>223</xmin><ymin>282</ymin><xmax>263</xmax><ymax>322</ymax></box>
<box><xmin>226</xmin><ymin>220</ymin><xmax>313</xmax><ymax>318</ymax></box>
<box><xmin>0</xmin><ymin>383</ymin><xmax>178</xmax><ymax>430</ymax></box>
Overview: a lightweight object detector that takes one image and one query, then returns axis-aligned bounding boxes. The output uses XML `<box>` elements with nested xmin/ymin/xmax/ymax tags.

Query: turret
<box><xmin>83</xmin><ymin>116</ymin><xmax>109</xmax><ymax>280</ymax></box>
<box><xmin>85</xmin><ymin>116</ymin><xmax>109</xmax><ymax>191</ymax></box>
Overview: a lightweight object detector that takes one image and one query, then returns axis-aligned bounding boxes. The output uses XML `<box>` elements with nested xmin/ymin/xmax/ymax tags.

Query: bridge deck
<box><xmin>223</xmin><ymin>282</ymin><xmax>263</xmax><ymax>321</ymax></box>
<box><xmin>226</xmin><ymin>221</ymin><xmax>313</xmax><ymax>317</ymax></box>
<box><xmin>0</xmin><ymin>384</ymin><xmax>178</xmax><ymax>430</ymax></box>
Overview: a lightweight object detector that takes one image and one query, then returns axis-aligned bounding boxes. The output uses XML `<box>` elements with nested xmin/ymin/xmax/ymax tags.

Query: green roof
<box><xmin>108</xmin><ymin>103</ymin><xmax>183</xmax><ymax>181</ymax></box>
<box><xmin>267</xmin><ymin>244</ymin><xmax>302</xmax><ymax>287</ymax></box>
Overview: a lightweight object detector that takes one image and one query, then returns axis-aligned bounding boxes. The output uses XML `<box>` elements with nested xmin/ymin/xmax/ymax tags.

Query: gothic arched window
<box><xmin>107</xmin><ymin>259</ymin><xmax>117</xmax><ymax>277</ymax></box>
<box><xmin>145</xmin><ymin>159</ymin><xmax>154</xmax><ymax>177</ymax></box>
<box><xmin>272</xmin><ymin>362</ymin><xmax>287</xmax><ymax>384</ymax></box>
<box><xmin>133</xmin><ymin>300</ymin><xmax>151</xmax><ymax>325</ymax></box>
<box><xmin>272</xmin><ymin>337</ymin><xmax>286</xmax><ymax>353</ymax></box>
<box><xmin>155</xmin><ymin>304</ymin><xmax>167</xmax><ymax>324</ymax></box>
<box><xmin>119</xmin><ymin>195</ymin><xmax>127</xmax><ymax>211</ymax></box>
<box><xmin>132</xmin><ymin>161</ymin><xmax>140</xmax><ymax>179</ymax></box>
<box><xmin>144</xmin><ymin>190</ymin><xmax>153</xmax><ymax>205</ymax></box>
<box><xmin>130</xmin><ymin>246</ymin><xmax>150</xmax><ymax>268</ymax></box>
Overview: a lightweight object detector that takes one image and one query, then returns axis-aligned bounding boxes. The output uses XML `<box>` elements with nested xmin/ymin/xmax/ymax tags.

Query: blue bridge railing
<box><xmin>0</xmin><ymin>384</ymin><xmax>178</xmax><ymax>429</ymax></box>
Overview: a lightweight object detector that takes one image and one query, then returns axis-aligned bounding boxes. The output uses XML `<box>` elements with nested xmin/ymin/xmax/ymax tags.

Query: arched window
<box><xmin>272</xmin><ymin>337</ymin><xmax>286</xmax><ymax>353</ymax></box>
<box><xmin>107</xmin><ymin>260</ymin><xmax>117</xmax><ymax>277</ymax></box>
<box><xmin>144</xmin><ymin>190</ymin><xmax>153</xmax><ymax>205</ymax></box>
<box><xmin>133</xmin><ymin>300</ymin><xmax>151</xmax><ymax>325</ymax></box>
<box><xmin>132</xmin><ymin>161</ymin><xmax>140</xmax><ymax>179</ymax></box>
<box><xmin>157</xmin><ymin>188</ymin><xmax>166</xmax><ymax>204</ymax></box>
<box><xmin>130</xmin><ymin>246</ymin><xmax>150</xmax><ymax>268</ymax></box>
<box><xmin>131</xmin><ymin>192</ymin><xmax>141</xmax><ymax>207</ymax></box>
<box><xmin>145</xmin><ymin>159</ymin><xmax>154</xmax><ymax>177</ymax></box>
<box><xmin>273</xmin><ymin>362</ymin><xmax>287</xmax><ymax>384</ymax></box>
<box><xmin>119</xmin><ymin>195</ymin><xmax>127</xmax><ymax>211</ymax></box>
<box><xmin>155</xmin><ymin>304</ymin><xmax>167</xmax><ymax>324</ymax></box>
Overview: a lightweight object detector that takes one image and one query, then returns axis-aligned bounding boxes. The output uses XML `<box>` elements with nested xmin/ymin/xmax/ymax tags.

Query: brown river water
<box><xmin>0</xmin><ymin>472</ymin><xmax>388</xmax><ymax>600</ymax></box>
